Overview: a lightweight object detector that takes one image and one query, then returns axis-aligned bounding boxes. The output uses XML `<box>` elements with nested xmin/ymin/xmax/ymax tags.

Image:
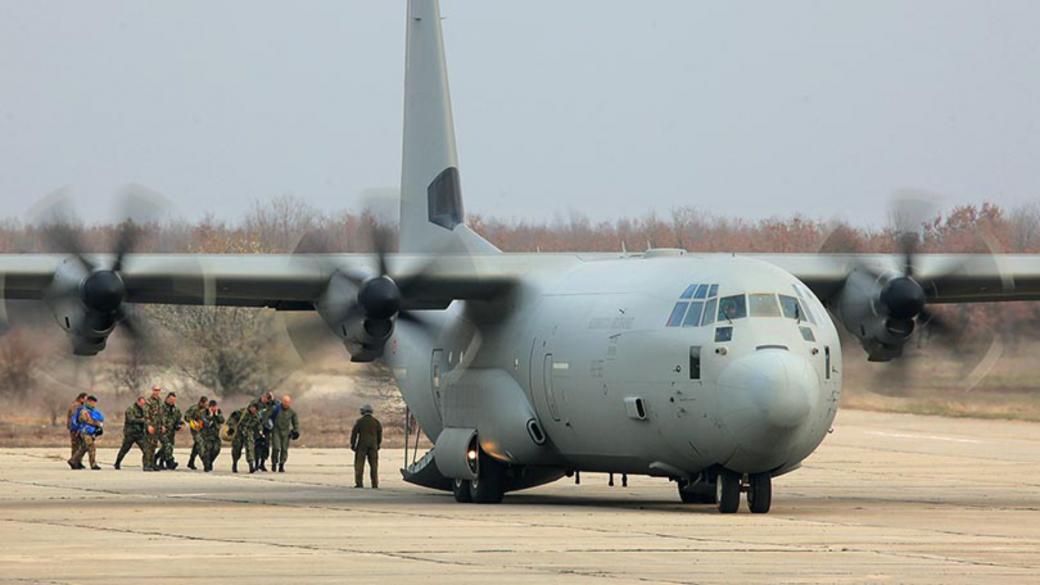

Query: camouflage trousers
<box><xmin>157</xmin><ymin>431</ymin><xmax>177</xmax><ymax>465</ymax></box>
<box><xmin>231</xmin><ymin>433</ymin><xmax>255</xmax><ymax>466</ymax></box>
<box><xmin>116</xmin><ymin>432</ymin><xmax>151</xmax><ymax>469</ymax></box>
<box><xmin>196</xmin><ymin>433</ymin><xmax>221</xmax><ymax>468</ymax></box>
<box><xmin>69</xmin><ymin>430</ymin><xmax>82</xmax><ymax>459</ymax></box>
<box><xmin>70</xmin><ymin>434</ymin><xmax>97</xmax><ymax>468</ymax></box>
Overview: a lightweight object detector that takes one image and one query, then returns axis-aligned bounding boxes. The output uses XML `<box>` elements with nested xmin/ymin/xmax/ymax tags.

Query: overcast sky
<box><xmin>2</xmin><ymin>1</ymin><xmax>1039</xmax><ymax>227</ymax></box>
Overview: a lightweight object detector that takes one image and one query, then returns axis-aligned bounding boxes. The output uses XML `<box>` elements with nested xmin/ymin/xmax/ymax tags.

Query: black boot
<box><xmin>113</xmin><ymin>456</ymin><xmax>123</xmax><ymax>470</ymax></box>
<box><xmin>257</xmin><ymin>460</ymin><xmax>267</xmax><ymax>472</ymax></box>
<box><xmin>249</xmin><ymin>462</ymin><xmax>256</xmax><ymax>474</ymax></box>
<box><xmin>278</xmin><ymin>463</ymin><xmax>285</xmax><ymax>473</ymax></box>
<box><xmin>232</xmin><ymin>460</ymin><xmax>238</xmax><ymax>473</ymax></box>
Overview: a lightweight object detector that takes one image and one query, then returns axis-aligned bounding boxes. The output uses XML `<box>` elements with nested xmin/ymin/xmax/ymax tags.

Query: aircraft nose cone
<box><xmin>718</xmin><ymin>349</ymin><xmax>818</xmax><ymax>430</ymax></box>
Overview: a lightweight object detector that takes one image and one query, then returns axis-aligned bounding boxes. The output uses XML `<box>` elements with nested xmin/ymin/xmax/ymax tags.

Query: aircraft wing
<box><xmin>0</xmin><ymin>253</ymin><xmax>516</xmax><ymax>310</ymax></box>
<box><xmin>752</xmin><ymin>253</ymin><xmax>1040</xmax><ymax>303</ymax></box>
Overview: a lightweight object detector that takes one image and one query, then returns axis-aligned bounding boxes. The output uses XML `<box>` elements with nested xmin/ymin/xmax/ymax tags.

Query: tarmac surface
<box><xmin>2</xmin><ymin>409</ymin><xmax>1040</xmax><ymax>584</ymax></box>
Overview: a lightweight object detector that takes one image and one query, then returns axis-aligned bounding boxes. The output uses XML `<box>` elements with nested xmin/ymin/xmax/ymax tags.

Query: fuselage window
<box><xmin>715</xmin><ymin>326</ymin><xmax>733</xmax><ymax>342</ymax></box>
<box><xmin>799</xmin><ymin>326</ymin><xmax>815</xmax><ymax>342</ymax></box>
<box><xmin>666</xmin><ymin>302</ymin><xmax>689</xmax><ymax>327</ymax></box>
<box><xmin>694</xmin><ymin>284</ymin><xmax>709</xmax><ymax>299</ymax></box>
<box><xmin>779</xmin><ymin>295</ymin><xmax>804</xmax><ymax>320</ymax></box>
<box><xmin>681</xmin><ymin>284</ymin><xmax>698</xmax><ymax>299</ymax></box>
<box><xmin>718</xmin><ymin>295</ymin><xmax>747</xmax><ymax>321</ymax></box>
<box><xmin>689</xmin><ymin>346</ymin><xmax>701</xmax><ymax>379</ymax></box>
<box><xmin>682</xmin><ymin>301</ymin><xmax>704</xmax><ymax>327</ymax></box>
<box><xmin>749</xmin><ymin>293</ymin><xmax>782</xmax><ymax>317</ymax></box>
<box><xmin>701</xmin><ymin>297</ymin><xmax>717</xmax><ymax>326</ymax></box>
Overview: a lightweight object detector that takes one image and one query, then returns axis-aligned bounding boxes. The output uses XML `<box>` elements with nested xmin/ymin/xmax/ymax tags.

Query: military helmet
<box><xmin>360</xmin><ymin>404</ymin><xmax>373</xmax><ymax>415</ymax></box>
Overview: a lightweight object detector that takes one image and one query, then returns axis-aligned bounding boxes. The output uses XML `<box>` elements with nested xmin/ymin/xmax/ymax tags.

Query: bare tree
<box><xmin>0</xmin><ymin>330</ymin><xmax>41</xmax><ymax>399</ymax></box>
<box><xmin>147</xmin><ymin>305</ymin><xmax>293</xmax><ymax>398</ymax></box>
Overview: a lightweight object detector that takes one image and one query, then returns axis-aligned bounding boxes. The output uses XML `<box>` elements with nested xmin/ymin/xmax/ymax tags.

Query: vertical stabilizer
<box><xmin>400</xmin><ymin>0</ymin><xmax>497</xmax><ymax>254</ymax></box>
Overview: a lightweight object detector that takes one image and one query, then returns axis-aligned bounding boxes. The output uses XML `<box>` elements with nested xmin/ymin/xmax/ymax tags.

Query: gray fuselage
<box><xmin>386</xmin><ymin>253</ymin><xmax>842</xmax><ymax>479</ymax></box>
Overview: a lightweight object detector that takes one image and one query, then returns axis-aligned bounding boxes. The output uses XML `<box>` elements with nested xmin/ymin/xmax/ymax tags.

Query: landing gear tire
<box><xmin>469</xmin><ymin>450</ymin><xmax>505</xmax><ymax>504</ymax></box>
<box><xmin>678</xmin><ymin>479</ymin><xmax>716</xmax><ymax>504</ymax></box>
<box><xmin>452</xmin><ymin>478</ymin><xmax>472</xmax><ymax>503</ymax></box>
<box><xmin>747</xmin><ymin>473</ymin><xmax>772</xmax><ymax>514</ymax></box>
<box><xmin>715</xmin><ymin>470</ymin><xmax>741</xmax><ymax>514</ymax></box>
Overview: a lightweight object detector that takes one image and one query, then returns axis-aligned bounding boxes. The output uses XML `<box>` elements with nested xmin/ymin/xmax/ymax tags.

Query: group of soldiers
<box><xmin>64</xmin><ymin>388</ymin><xmax>384</xmax><ymax>488</ymax></box>
<box><xmin>66</xmin><ymin>387</ymin><xmax>301</xmax><ymax>473</ymax></box>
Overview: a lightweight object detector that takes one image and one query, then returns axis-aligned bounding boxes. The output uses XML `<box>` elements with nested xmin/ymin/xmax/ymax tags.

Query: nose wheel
<box><xmin>714</xmin><ymin>471</ymin><xmax>773</xmax><ymax>513</ymax></box>
<box><xmin>747</xmin><ymin>473</ymin><xmax>771</xmax><ymax>514</ymax></box>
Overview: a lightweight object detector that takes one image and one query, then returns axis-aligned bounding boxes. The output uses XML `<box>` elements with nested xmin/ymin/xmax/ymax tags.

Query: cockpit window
<box><xmin>666</xmin><ymin>302</ymin><xmax>689</xmax><ymax>327</ymax></box>
<box><xmin>778</xmin><ymin>295</ymin><xmax>804</xmax><ymax>321</ymax></box>
<box><xmin>701</xmin><ymin>297</ymin><xmax>717</xmax><ymax>326</ymax></box>
<box><xmin>682</xmin><ymin>301</ymin><xmax>704</xmax><ymax>327</ymax></box>
<box><xmin>680</xmin><ymin>285</ymin><xmax>697</xmax><ymax>299</ymax></box>
<box><xmin>717</xmin><ymin>295</ymin><xmax>746</xmax><ymax>321</ymax></box>
<box><xmin>749</xmin><ymin>293</ymin><xmax>782</xmax><ymax>317</ymax></box>
<box><xmin>693</xmin><ymin>284</ymin><xmax>709</xmax><ymax>299</ymax></box>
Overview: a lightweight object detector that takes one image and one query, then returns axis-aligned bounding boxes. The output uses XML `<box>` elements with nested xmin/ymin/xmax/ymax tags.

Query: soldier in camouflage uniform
<box><xmin>66</xmin><ymin>392</ymin><xmax>87</xmax><ymax>461</ymax></box>
<box><xmin>231</xmin><ymin>403</ymin><xmax>261</xmax><ymax>473</ymax></box>
<box><xmin>197</xmin><ymin>400</ymin><xmax>224</xmax><ymax>472</ymax></box>
<box><xmin>155</xmin><ymin>392</ymin><xmax>183</xmax><ymax>470</ymax></box>
<box><xmin>114</xmin><ymin>396</ymin><xmax>154</xmax><ymax>471</ymax></box>
<box><xmin>143</xmin><ymin>386</ymin><xmax>164</xmax><ymax>469</ymax></box>
<box><xmin>250</xmin><ymin>392</ymin><xmax>274</xmax><ymax>471</ymax></box>
<box><xmin>265</xmin><ymin>395</ymin><xmax>300</xmax><ymax>473</ymax></box>
<box><xmin>68</xmin><ymin>395</ymin><xmax>104</xmax><ymax>471</ymax></box>
<box><xmin>183</xmin><ymin>396</ymin><xmax>207</xmax><ymax>470</ymax></box>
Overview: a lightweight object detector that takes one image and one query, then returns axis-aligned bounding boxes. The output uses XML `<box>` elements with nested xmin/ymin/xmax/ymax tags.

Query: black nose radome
<box><xmin>358</xmin><ymin>276</ymin><xmax>401</xmax><ymax>320</ymax></box>
<box><xmin>880</xmin><ymin>276</ymin><xmax>925</xmax><ymax>320</ymax></box>
<box><xmin>82</xmin><ymin>270</ymin><xmax>126</xmax><ymax>313</ymax></box>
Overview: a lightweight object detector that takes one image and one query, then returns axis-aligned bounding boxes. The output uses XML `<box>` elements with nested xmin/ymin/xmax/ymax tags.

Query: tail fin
<box><xmin>399</xmin><ymin>0</ymin><xmax>498</xmax><ymax>254</ymax></box>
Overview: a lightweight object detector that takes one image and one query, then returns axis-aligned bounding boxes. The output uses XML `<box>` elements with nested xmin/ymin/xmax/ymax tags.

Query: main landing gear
<box><xmin>452</xmin><ymin>448</ymin><xmax>505</xmax><ymax>504</ymax></box>
<box><xmin>680</xmin><ymin>471</ymin><xmax>772</xmax><ymax>513</ymax></box>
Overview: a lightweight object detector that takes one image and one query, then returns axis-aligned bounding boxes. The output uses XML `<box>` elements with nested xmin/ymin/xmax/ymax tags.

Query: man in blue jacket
<box><xmin>68</xmin><ymin>395</ymin><xmax>105</xmax><ymax>470</ymax></box>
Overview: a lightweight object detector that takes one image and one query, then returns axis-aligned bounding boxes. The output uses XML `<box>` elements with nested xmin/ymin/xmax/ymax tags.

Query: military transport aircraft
<box><xmin>4</xmin><ymin>0</ymin><xmax>1040</xmax><ymax>513</ymax></box>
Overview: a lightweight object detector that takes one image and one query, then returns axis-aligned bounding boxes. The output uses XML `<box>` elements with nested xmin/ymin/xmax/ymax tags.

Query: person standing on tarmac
<box><xmin>250</xmin><ymin>392</ymin><xmax>274</xmax><ymax>471</ymax></box>
<box><xmin>66</xmin><ymin>392</ymin><xmax>87</xmax><ymax>461</ymax></box>
<box><xmin>114</xmin><ymin>396</ymin><xmax>154</xmax><ymax>471</ymax></box>
<box><xmin>143</xmin><ymin>385</ymin><xmax>163</xmax><ymax>470</ymax></box>
<box><xmin>350</xmin><ymin>404</ymin><xmax>382</xmax><ymax>489</ymax></box>
<box><xmin>183</xmin><ymin>396</ymin><xmax>208</xmax><ymax>470</ymax></box>
<box><xmin>156</xmin><ymin>392</ymin><xmax>182</xmax><ymax>470</ymax></box>
<box><xmin>231</xmin><ymin>403</ymin><xmax>261</xmax><ymax>474</ymax></box>
<box><xmin>198</xmin><ymin>400</ymin><xmax>224</xmax><ymax>472</ymax></box>
<box><xmin>68</xmin><ymin>395</ymin><xmax>104</xmax><ymax>470</ymax></box>
<box><xmin>265</xmin><ymin>395</ymin><xmax>299</xmax><ymax>473</ymax></box>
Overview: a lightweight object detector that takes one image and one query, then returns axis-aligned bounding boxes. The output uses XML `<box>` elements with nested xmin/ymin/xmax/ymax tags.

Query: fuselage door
<box><xmin>543</xmin><ymin>353</ymin><xmax>562</xmax><ymax>421</ymax></box>
<box><xmin>431</xmin><ymin>348</ymin><xmax>445</xmax><ymax>413</ymax></box>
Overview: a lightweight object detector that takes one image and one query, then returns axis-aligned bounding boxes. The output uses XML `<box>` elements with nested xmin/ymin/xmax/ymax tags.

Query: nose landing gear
<box><xmin>712</xmin><ymin>470</ymin><xmax>772</xmax><ymax>514</ymax></box>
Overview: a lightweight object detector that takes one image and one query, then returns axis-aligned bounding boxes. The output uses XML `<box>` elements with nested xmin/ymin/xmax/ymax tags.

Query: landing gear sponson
<box><xmin>679</xmin><ymin>471</ymin><xmax>773</xmax><ymax>513</ymax></box>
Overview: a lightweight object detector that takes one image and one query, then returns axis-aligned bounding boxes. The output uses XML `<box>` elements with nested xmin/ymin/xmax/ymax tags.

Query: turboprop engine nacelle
<box><xmin>833</xmin><ymin>269</ymin><xmax>919</xmax><ymax>362</ymax></box>
<box><xmin>46</xmin><ymin>257</ymin><xmax>121</xmax><ymax>356</ymax></box>
<box><xmin>315</xmin><ymin>271</ymin><xmax>395</xmax><ymax>363</ymax></box>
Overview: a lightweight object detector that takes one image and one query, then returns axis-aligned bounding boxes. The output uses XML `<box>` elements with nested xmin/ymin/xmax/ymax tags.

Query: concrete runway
<box><xmin>2</xmin><ymin>409</ymin><xmax>1039</xmax><ymax>584</ymax></box>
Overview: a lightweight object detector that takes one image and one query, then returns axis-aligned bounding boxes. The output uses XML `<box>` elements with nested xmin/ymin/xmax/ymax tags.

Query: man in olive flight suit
<box><xmin>155</xmin><ymin>392</ymin><xmax>182</xmax><ymax>470</ymax></box>
<box><xmin>350</xmin><ymin>404</ymin><xmax>382</xmax><ymax>488</ymax></box>
<box><xmin>250</xmin><ymin>392</ymin><xmax>274</xmax><ymax>471</ymax></box>
<box><xmin>265</xmin><ymin>395</ymin><xmax>299</xmax><ymax>473</ymax></box>
<box><xmin>115</xmin><ymin>396</ymin><xmax>154</xmax><ymax>471</ymax></box>
<box><xmin>231</xmin><ymin>403</ymin><xmax>261</xmax><ymax>474</ymax></box>
<box><xmin>183</xmin><ymin>396</ymin><xmax>208</xmax><ymax>470</ymax></box>
<box><xmin>143</xmin><ymin>385</ymin><xmax>164</xmax><ymax>469</ymax></box>
<box><xmin>197</xmin><ymin>400</ymin><xmax>224</xmax><ymax>472</ymax></box>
